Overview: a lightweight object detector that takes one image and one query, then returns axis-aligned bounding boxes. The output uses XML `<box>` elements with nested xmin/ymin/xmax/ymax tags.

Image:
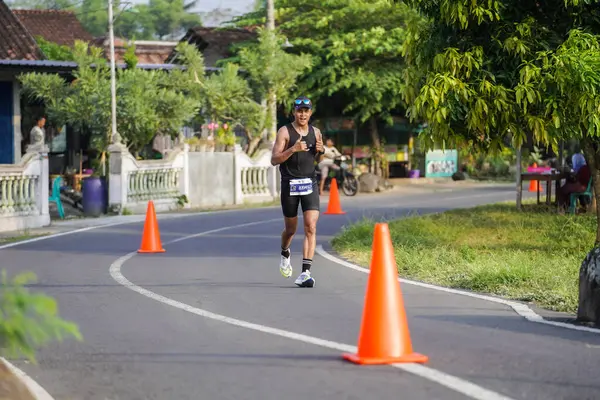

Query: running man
<box><xmin>270</xmin><ymin>96</ymin><xmax>324</xmax><ymax>287</ymax></box>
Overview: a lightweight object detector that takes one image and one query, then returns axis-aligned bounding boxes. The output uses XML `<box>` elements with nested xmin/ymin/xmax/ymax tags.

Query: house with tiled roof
<box><xmin>171</xmin><ymin>26</ymin><xmax>257</xmax><ymax>68</ymax></box>
<box><xmin>0</xmin><ymin>0</ymin><xmax>43</xmax><ymax>165</ymax></box>
<box><xmin>0</xmin><ymin>1</ymin><xmax>196</xmax><ymax>166</ymax></box>
<box><xmin>92</xmin><ymin>36</ymin><xmax>179</xmax><ymax>65</ymax></box>
<box><xmin>12</xmin><ymin>8</ymin><xmax>94</xmax><ymax>47</ymax></box>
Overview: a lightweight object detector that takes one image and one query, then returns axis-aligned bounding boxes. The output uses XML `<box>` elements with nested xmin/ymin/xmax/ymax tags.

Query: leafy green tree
<box><xmin>230</xmin><ymin>0</ymin><xmax>419</xmax><ymax>175</ymax></box>
<box><xmin>36</xmin><ymin>36</ymin><xmax>75</xmax><ymax>61</ymax></box>
<box><xmin>401</xmin><ymin>0</ymin><xmax>600</xmax><ymax>323</ymax></box>
<box><xmin>236</xmin><ymin>27</ymin><xmax>312</xmax><ymax>144</ymax></box>
<box><xmin>18</xmin><ymin>40</ymin><xmax>204</xmax><ymax>158</ymax></box>
<box><xmin>148</xmin><ymin>0</ymin><xmax>201</xmax><ymax>40</ymax></box>
<box><xmin>0</xmin><ymin>270</ymin><xmax>82</xmax><ymax>363</ymax></box>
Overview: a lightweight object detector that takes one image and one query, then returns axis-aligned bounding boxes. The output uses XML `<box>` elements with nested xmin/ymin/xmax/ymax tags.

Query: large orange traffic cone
<box><xmin>324</xmin><ymin>178</ymin><xmax>346</xmax><ymax>215</ymax></box>
<box><xmin>138</xmin><ymin>200</ymin><xmax>165</xmax><ymax>253</ymax></box>
<box><xmin>343</xmin><ymin>223</ymin><xmax>428</xmax><ymax>365</ymax></box>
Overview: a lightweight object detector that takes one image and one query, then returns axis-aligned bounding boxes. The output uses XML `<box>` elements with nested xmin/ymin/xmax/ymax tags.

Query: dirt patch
<box><xmin>0</xmin><ymin>359</ymin><xmax>35</xmax><ymax>400</ymax></box>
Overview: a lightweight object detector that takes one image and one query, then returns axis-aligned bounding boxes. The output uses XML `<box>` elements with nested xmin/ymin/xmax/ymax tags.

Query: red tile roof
<box><xmin>0</xmin><ymin>1</ymin><xmax>43</xmax><ymax>60</ymax></box>
<box><xmin>91</xmin><ymin>36</ymin><xmax>178</xmax><ymax>65</ymax></box>
<box><xmin>13</xmin><ymin>8</ymin><xmax>93</xmax><ymax>47</ymax></box>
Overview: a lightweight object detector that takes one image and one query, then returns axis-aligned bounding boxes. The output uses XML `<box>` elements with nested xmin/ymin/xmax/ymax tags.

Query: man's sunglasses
<box><xmin>294</xmin><ymin>99</ymin><xmax>311</xmax><ymax>105</ymax></box>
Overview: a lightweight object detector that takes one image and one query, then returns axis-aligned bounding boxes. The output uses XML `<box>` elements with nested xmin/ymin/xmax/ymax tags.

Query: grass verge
<box><xmin>0</xmin><ymin>232</ymin><xmax>49</xmax><ymax>245</ymax></box>
<box><xmin>331</xmin><ymin>200</ymin><xmax>596</xmax><ymax>313</ymax></box>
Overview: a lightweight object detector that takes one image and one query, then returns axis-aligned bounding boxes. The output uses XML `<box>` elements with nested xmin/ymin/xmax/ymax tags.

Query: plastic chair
<box><xmin>569</xmin><ymin>178</ymin><xmax>593</xmax><ymax>215</ymax></box>
<box><xmin>49</xmin><ymin>176</ymin><xmax>65</xmax><ymax>219</ymax></box>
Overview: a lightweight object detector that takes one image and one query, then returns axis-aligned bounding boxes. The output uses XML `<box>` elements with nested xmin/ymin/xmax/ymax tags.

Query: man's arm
<box><xmin>271</xmin><ymin>126</ymin><xmax>303</xmax><ymax>165</ymax></box>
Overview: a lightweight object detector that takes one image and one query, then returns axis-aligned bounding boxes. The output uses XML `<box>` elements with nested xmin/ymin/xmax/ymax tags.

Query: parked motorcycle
<box><xmin>316</xmin><ymin>155</ymin><xmax>359</xmax><ymax>196</ymax></box>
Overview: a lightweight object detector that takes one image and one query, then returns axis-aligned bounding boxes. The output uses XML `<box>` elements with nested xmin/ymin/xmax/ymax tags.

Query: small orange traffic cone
<box><xmin>138</xmin><ymin>200</ymin><xmax>165</xmax><ymax>253</ymax></box>
<box><xmin>528</xmin><ymin>179</ymin><xmax>539</xmax><ymax>192</ymax></box>
<box><xmin>324</xmin><ymin>178</ymin><xmax>346</xmax><ymax>215</ymax></box>
<box><xmin>343</xmin><ymin>223</ymin><xmax>428</xmax><ymax>365</ymax></box>
<box><xmin>528</xmin><ymin>162</ymin><xmax>541</xmax><ymax>192</ymax></box>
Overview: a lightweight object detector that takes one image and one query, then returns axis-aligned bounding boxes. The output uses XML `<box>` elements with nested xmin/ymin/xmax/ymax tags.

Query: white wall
<box><xmin>187</xmin><ymin>152</ymin><xmax>236</xmax><ymax>207</ymax></box>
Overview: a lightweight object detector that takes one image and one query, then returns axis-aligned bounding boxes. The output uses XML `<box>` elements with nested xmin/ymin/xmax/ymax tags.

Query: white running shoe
<box><xmin>280</xmin><ymin>252</ymin><xmax>292</xmax><ymax>278</ymax></box>
<box><xmin>294</xmin><ymin>270</ymin><xmax>315</xmax><ymax>288</ymax></box>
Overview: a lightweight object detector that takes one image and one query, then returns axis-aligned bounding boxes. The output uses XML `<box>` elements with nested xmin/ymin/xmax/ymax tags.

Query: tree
<box><xmin>235</xmin><ymin>27</ymin><xmax>312</xmax><ymax>148</ymax></box>
<box><xmin>401</xmin><ymin>0</ymin><xmax>600</xmax><ymax>324</ymax></box>
<box><xmin>230</xmin><ymin>0</ymin><xmax>420</xmax><ymax>175</ymax></box>
<box><xmin>0</xmin><ymin>270</ymin><xmax>82</xmax><ymax>363</ymax></box>
<box><xmin>180</xmin><ymin>26</ymin><xmax>311</xmax><ymax>155</ymax></box>
<box><xmin>18</xmin><ymin>40</ymin><xmax>204</xmax><ymax>160</ymax></box>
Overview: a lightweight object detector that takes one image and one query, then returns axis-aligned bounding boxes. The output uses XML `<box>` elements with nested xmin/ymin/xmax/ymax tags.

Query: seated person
<box><xmin>318</xmin><ymin>137</ymin><xmax>342</xmax><ymax>194</ymax></box>
<box><xmin>557</xmin><ymin>153</ymin><xmax>591</xmax><ymax>211</ymax></box>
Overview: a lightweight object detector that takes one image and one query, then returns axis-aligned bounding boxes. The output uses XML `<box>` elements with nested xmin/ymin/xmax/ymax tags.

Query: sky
<box><xmin>131</xmin><ymin>0</ymin><xmax>257</xmax><ymax>27</ymax></box>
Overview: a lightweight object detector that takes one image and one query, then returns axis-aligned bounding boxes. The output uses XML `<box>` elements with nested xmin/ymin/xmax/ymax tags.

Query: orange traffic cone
<box><xmin>138</xmin><ymin>200</ymin><xmax>165</xmax><ymax>253</ymax></box>
<box><xmin>528</xmin><ymin>179</ymin><xmax>539</xmax><ymax>192</ymax></box>
<box><xmin>324</xmin><ymin>178</ymin><xmax>346</xmax><ymax>215</ymax></box>
<box><xmin>528</xmin><ymin>162</ymin><xmax>541</xmax><ymax>192</ymax></box>
<box><xmin>343</xmin><ymin>223</ymin><xmax>428</xmax><ymax>365</ymax></box>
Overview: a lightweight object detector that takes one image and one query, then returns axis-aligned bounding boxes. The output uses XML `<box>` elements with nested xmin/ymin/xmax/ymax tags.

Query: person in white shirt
<box><xmin>30</xmin><ymin>116</ymin><xmax>46</xmax><ymax>145</ymax></box>
<box><xmin>318</xmin><ymin>137</ymin><xmax>342</xmax><ymax>194</ymax></box>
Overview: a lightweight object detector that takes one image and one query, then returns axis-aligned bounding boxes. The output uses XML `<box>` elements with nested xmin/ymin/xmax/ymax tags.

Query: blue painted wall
<box><xmin>0</xmin><ymin>81</ymin><xmax>14</xmax><ymax>164</ymax></box>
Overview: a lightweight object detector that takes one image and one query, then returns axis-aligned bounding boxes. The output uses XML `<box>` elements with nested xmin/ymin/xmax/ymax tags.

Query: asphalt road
<box><xmin>2</xmin><ymin>185</ymin><xmax>600</xmax><ymax>400</ymax></box>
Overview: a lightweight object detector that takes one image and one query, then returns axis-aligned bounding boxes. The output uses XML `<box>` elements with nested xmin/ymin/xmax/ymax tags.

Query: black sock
<box><xmin>302</xmin><ymin>258</ymin><xmax>312</xmax><ymax>272</ymax></box>
<box><xmin>281</xmin><ymin>247</ymin><xmax>290</xmax><ymax>258</ymax></box>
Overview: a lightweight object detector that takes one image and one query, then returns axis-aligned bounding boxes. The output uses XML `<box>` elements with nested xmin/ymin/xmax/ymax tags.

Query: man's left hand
<box><xmin>316</xmin><ymin>135</ymin><xmax>324</xmax><ymax>153</ymax></box>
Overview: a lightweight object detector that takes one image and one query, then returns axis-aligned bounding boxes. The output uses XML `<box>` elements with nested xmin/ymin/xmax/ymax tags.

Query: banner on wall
<box><xmin>425</xmin><ymin>149</ymin><xmax>458</xmax><ymax>177</ymax></box>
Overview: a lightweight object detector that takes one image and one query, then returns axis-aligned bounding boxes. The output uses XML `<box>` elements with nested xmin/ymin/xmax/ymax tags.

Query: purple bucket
<box><xmin>408</xmin><ymin>169</ymin><xmax>420</xmax><ymax>179</ymax></box>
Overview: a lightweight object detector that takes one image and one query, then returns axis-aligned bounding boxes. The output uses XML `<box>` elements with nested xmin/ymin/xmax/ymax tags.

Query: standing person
<box><xmin>271</xmin><ymin>96</ymin><xmax>324</xmax><ymax>287</ymax></box>
<box><xmin>30</xmin><ymin>116</ymin><xmax>46</xmax><ymax>146</ymax></box>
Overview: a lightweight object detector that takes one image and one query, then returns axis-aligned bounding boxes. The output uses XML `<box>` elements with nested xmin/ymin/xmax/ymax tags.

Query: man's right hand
<box><xmin>292</xmin><ymin>138</ymin><xmax>308</xmax><ymax>153</ymax></box>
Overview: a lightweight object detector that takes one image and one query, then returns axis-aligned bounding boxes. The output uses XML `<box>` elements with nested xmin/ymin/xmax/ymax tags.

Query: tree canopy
<box><xmin>401</xmin><ymin>0</ymin><xmax>600</xmax><ymax>154</ymax></box>
<box><xmin>18</xmin><ymin>40</ymin><xmax>204</xmax><ymax>158</ymax></box>
<box><xmin>230</xmin><ymin>0</ymin><xmax>419</xmax><ymax>126</ymax></box>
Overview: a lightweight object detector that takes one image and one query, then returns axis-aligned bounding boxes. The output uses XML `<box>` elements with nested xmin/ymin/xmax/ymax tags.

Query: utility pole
<box><xmin>266</xmin><ymin>0</ymin><xmax>277</xmax><ymax>142</ymax></box>
<box><xmin>108</xmin><ymin>0</ymin><xmax>118</xmax><ymax>145</ymax></box>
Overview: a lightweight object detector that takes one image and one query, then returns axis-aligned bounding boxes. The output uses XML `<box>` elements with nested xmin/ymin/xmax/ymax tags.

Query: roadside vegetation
<box><xmin>332</xmin><ymin>201</ymin><xmax>595</xmax><ymax>313</ymax></box>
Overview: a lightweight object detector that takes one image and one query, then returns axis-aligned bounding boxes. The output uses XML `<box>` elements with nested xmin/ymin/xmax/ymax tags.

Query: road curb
<box><xmin>316</xmin><ymin>244</ymin><xmax>600</xmax><ymax>335</ymax></box>
<box><xmin>0</xmin><ymin>358</ymin><xmax>54</xmax><ymax>400</ymax></box>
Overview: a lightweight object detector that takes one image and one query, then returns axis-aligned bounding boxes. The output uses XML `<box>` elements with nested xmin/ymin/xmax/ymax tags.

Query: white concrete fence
<box><xmin>0</xmin><ymin>141</ymin><xmax>279</xmax><ymax>233</ymax></box>
<box><xmin>0</xmin><ymin>146</ymin><xmax>50</xmax><ymax>233</ymax></box>
<box><xmin>108</xmin><ymin>141</ymin><xmax>279</xmax><ymax>214</ymax></box>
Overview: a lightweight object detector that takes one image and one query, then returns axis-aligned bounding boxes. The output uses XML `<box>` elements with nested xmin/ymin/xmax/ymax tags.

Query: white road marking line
<box><xmin>315</xmin><ymin>246</ymin><xmax>600</xmax><ymax>334</ymax></box>
<box><xmin>110</xmin><ymin>220</ymin><xmax>516</xmax><ymax>400</ymax></box>
<box><xmin>0</xmin><ymin>206</ymin><xmax>280</xmax><ymax>251</ymax></box>
<box><xmin>0</xmin><ymin>357</ymin><xmax>54</xmax><ymax>400</ymax></box>
<box><xmin>0</xmin><ymin>188</ymin><xmax>513</xmax><ymax>252</ymax></box>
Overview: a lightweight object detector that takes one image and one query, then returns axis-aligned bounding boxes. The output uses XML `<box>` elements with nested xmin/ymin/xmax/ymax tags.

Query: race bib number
<box><xmin>289</xmin><ymin>178</ymin><xmax>313</xmax><ymax>196</ymax></box>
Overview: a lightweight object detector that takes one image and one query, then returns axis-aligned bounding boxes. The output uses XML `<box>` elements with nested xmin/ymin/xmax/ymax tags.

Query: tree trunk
<box><xmin>369</xmin><ymin>117</ymin><xmax>383</xmax><ymax>176</ymax></box>
<box><xmin>267</xmin><ymin>90</ymin><xmax>277</xmax><ymax>142</ymax></box>
<box><xmin>576</xmin><ymin>137</ymin><xmax>600</xmax><ymax>325</ymax></box>
<box><xmin>246</xmin><ymin>136</ymin><xmax>262</xmax><ymax>157</ymax></box>
<box><xmin>581</xmin><ymin>138</ymin><xmax>600</xmax><ymax>243</ymax></box>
